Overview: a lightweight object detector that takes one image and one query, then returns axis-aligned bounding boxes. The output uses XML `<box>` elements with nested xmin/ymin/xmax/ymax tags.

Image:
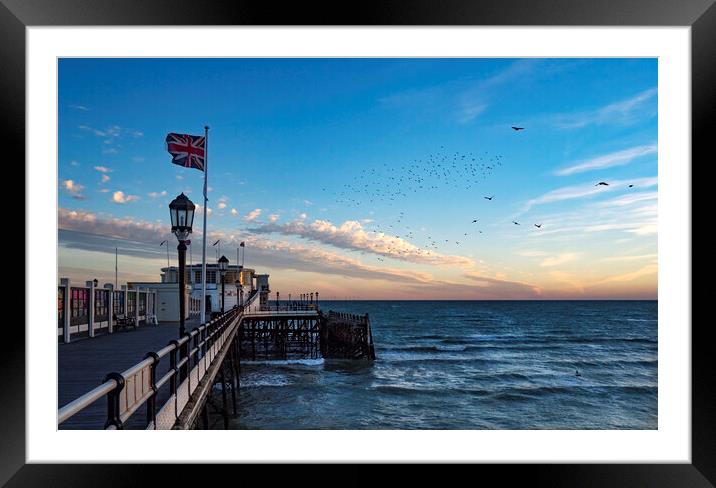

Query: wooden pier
<box><xmin>58</xmin><ymin>297</ymin><xmax>375</xmax><ymax>430</ymax></box>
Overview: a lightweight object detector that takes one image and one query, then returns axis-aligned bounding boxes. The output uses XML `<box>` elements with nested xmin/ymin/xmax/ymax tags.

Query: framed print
<box><xmin>4</xmin><ymin>0</ymin><xmax>710</xmax><ymax>484</ymax></box>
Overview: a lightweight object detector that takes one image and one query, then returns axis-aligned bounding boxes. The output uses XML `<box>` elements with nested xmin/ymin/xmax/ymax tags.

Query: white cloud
<box><xmin>217</xmin><ymin>202</ymin><xmax>227</xmax><ymax>209</ymax></box>
<box><xmin>553</xmin><ymin>87</ymin><xmax>657</xmax><ymax>129</ymax></box>
<box><xmin>230</xmin><ymin>208</ymin><xmax>238</xmax><ymax>216</ymax></box>
<box><xmin>69</xmin><ymin>104</ymin><xmax>88</xmax><ymax>111</ymax></box>
<box><xmin>112</xmin><ymin>191</ymin><xmax>140</xmax><ymax>204</ymax></box>
<box><xmin>596</xmin><ymin>264</ymin><xmax>658</xmax><ymax>284</ymax></box>
<box><xmin>555</xmin><ymin>144</ymin><xmax>657</xmax><ymax>176</ymax></box>
<box><xmin>250</xmin><ymin>218</ymin><xmax>474</xmax><ymax>268</ymax></box>
<box><xmin>61</xmin><ymin>179</ymin><xmax>86</xmax><ymax>200</ymax></box>
<box><xmin>244</xmin><ymin>208</ymin><xmax>262</xmax><ymax>222</ymax></box>
<box><xmin>101</xmin><ymin>174</ymin><xmax>110</xmax><ymax>183</ymax></box>
<box><xmin>521</xmin><ymin>176</ymin><xmax>658</xmax><ymax>213</ymax></box>
<box><xmin>268</xmin><ymin>214</ymin><xmax>280</xmax><ymax>223</ymax></box>
<box><xmin>148</xmin><ymin>191</ymin><xmax>167</xmax><ymax>199</ymax></box>
<box><xmin>540</xmin><ymin>253</ymin><xmax>579</xmax><ymax>267</ymax></box>
<box><xmin>58</xmin><ymin>208</ymin><xmax>440</xmax><ymax>286</ymax></box>
<box><xmin>94</xmin><ymin>166</ymin><xmax>112</xmax><ymax>173</ymax></box>
<box><xmin>604</xmin><ymin>253</ymin><xmax>657</xmax><ymax>262</ymax></box>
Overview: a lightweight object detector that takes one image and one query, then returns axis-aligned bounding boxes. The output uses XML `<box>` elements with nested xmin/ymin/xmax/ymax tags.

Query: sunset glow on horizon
<box><xmin>58</xmin><ymin>58</ymin><xmax>657</xmax><ymax>300</ymax></box>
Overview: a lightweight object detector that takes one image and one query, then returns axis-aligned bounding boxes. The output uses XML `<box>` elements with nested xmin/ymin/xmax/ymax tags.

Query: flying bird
<box><xmin>595</xmin><ymin>182</ymin><xmax>609</xmax><ymax>186</ymax></box>
<box><xmin>472</xmin><ymin>219</ymin><xmax>478</xmax><ymax>223</ymax></box>
<box><xmin>484</xmin><ymin>195</ymin><xmax>494</xmax><ymax>201</ymax></box>
<box><xmin>628</xmin><ymin>184</ymin><xmax>635</xmax><ymax>188</ymax></box>
<box><xmin>512</xmin><ymin>221</ymin><xmax>521</xmax><ymax>225</ymax></box>
<box><xmin>534</xmin><ymin>223</ymin><xmax>542</xmax><ymax>228</ymax></box>
<box><xmin>511</xmin><ymin>126</ymin><xmax>525</xmax><ymax>131</ymax></box>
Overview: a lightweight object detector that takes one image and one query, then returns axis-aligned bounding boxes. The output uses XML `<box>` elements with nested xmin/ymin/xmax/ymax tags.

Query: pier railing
<box><xmin>58</xmin><ymin>306</ymin><xmax>241</xmax><ymax>429</ymax></box>
<box><xmin>58</xmin><ymin>278</ymin><xmax>157</xmax><ymax>343</ymax></box>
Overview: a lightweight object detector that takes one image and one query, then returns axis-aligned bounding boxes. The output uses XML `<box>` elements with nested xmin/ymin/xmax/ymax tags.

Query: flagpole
<box><xmin>200</xmin><ymin>125</ymin><xmax>209</xmax><ymax>324</ymax></box>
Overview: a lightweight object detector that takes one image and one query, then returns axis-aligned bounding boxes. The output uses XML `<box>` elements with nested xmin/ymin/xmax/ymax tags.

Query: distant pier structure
<box><xmin>58</xmin><ymin>269</ymin><xmax>375</xmax><ymax>430</ymax></box>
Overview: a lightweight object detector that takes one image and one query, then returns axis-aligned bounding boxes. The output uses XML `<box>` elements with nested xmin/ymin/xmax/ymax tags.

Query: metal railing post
<box><xmin>144</xmin><ymin>352</ymin><xmax>159</xmax><ymax>429</ymax></box>
<box><xmin>104</xmin><ymin>372</ymin><xmax>125</xmax><ymax>429</ymax></box>
<box><xmin>168</xmin><ymin>340</ymin><xmax>179</xmax><ymax>421</ymax></box>
<box><xmin>179</xmin><ymin>333</ymin><xmax>190</xmax><ymax>382</ymax></box>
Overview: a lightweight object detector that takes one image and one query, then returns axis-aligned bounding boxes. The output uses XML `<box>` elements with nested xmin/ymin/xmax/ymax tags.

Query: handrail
<box><xmin>57</xmin><ymin>306</ymin><xmax>242</xmax><ymax>429</ymax></box>
<box><xmin>57</xmin><ymin>379</ymin><xmax>117</xmax><ymax>424</ymax></box>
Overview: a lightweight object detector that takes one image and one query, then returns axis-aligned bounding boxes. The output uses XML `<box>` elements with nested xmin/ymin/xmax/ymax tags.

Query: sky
<box><xmin>58</xmin><ymin>58</ymin><xmax>657</xmax><ymax>299</ymax></box>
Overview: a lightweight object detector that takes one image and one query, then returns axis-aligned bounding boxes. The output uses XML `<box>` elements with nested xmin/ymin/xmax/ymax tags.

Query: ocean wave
<box><xmin>241</xmin><ymin>358</ymin><xmax>325</xmax><ymax>366</ymax></box>
<box><xmin>548</xmin><ymin>358</ymin><xmax>657</xmax><ymax>367</ymax></box>
<box><xmin>241</xmin><ymin>377</ymin><xmax>293</xmax><ymax>388</ymax></box>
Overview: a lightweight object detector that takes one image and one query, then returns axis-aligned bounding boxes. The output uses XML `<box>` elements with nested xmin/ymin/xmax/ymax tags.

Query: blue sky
<box><xmin>58</xmin><ymin>58</ymin><xmax>657</xmax><ymax>299</ymax></box>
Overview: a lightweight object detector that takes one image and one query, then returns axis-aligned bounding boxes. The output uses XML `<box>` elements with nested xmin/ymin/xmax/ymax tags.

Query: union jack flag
<box><xmin>166</xmin><ymin>133</ymin><xmax>206</xmax><ymax>171</ymax></box>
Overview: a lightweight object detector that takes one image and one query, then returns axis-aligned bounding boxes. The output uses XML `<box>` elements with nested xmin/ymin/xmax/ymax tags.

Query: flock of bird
<box><xmin>320</xmin><ymin>126</ymin><xmax>639</xmax><ymax>262</ymax></box>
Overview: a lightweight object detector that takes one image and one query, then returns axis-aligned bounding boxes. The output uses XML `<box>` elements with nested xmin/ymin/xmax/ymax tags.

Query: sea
<box><xmin>232</xmin><ymin>300</ymin><xmax>657</xmax><ymax>430</ymax></box>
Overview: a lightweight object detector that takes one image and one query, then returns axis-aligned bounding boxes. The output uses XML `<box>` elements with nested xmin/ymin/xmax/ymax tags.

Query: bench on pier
<box><xmin>113</xmin><ymin>314</ymin><xmax>137</xmax><ymax>331</ymax></box>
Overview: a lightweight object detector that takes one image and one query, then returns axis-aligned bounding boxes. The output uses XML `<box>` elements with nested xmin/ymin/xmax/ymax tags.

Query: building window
<box><xmin>94</xmin><ymin>289</ymin><xmax>109</xmax><ymax>319</ymax></box>
<box><xmin>207</xmin><ymin>270</ymin><xmax>217</xmax><ymax>284</ymax></box>
<box><xmin>113</xmin><ymin>291</ymin><xmax>124</xmax><ymax>315</ymax></box>
<box><xmin>195</xmin><ymin>271</ymin><xmax>202</xmax><ymax>283</ymax></box>
<box><xmin>127</xmin><ymin>291</ymin><xmax>136</xmax><ymax>313</ymax></box>
<box><xmin>70</xmin><ymin>287</ymin><xmax>89</xmax><ymax>325</ymax></box>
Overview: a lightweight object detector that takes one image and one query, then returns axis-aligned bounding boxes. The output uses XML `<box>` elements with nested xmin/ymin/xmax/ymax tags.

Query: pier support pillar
<box><xmin>86</xmin><ymin>280</ymin><xmax>95</xmax><ymax>338</ymax></box>
<box><xmin>60</xmin><ymin>278</ymin><xmax>71</xmax><ymax>343</ymax></box>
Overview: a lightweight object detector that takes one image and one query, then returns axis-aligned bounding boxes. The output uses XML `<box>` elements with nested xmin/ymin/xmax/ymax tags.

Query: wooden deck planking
<box><xmin>58</xmin><ymin>319</ymin><xmax>201</xmax><ymax>430</ymax></box>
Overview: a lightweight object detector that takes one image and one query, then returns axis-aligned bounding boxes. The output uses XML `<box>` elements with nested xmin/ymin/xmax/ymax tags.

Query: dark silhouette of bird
<box><xmin>628</xmin><ymin>184</ymin><xmax>635</xmax><ymax>188</ymax></box>
<box><xmin>472</xmin><ymin>219</ymin><xmax>478</xmax><ymax>223</ymax></box>
<box><xmin>595</xmin><ymin>182</ymin><xmax>609</xmax><ymax>186</ymax></box>
<box><xmin>512</xmin><ymin>221</ymin><xmax>520</xmax><ymax>225</ymax></box>
<box><xmin>484</xmin><ymin>195</ymin><xmax>494</xmax><ymax>201</ymax></box>
<box><xmin>534</xmin><ymin>223</ymin><xmax>542</xmax><ymax>228</ymax></box>
<box><xmin>575</xmin><ymin>369</ymin><xmax>582</xmax><ymax>377</ymax></box>
<box><xmin>511</xmin><ymin>126</ymin><xmax>525</xmax><ymax>131</ymax></box>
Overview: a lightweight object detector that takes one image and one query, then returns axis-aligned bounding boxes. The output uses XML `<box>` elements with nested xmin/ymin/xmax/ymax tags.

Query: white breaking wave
<box><xmin>242</xmin><ymin>358</ymin><xmax>325</xmax><ymax>366</ymax></box>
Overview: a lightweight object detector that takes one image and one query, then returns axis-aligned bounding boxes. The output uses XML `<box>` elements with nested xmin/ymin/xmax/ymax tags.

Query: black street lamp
<box><xmin>315</xmin><ymin>291</ymin><xmax>319</xmax><ymax>307</ymax></box>
<box><xmin>169</xmin><ymin>193</ymin><xmax>195</xmax><ymax>337</ymax></box>
<box><xmin>276</xmin><ymin>291</ymin><xmax>280</xmax><ymax>311</ymax></box>
<box><xmin>218</xmin><ymin>255</ymin><xmax>229</xmax><ymax>314</ymax></box>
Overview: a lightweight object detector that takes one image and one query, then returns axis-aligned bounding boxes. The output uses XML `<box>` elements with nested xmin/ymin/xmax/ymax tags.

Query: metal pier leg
<box><xmin>229</xmin><ymin>349</ymin><xmax>237</xmax><ymax>416</ymax></box>
<box><xmin>220</xmin><ymin>368</ymin><xmax>229</xmax><ymax>429</ymax></box>
<box><xmin>202</xmin><ymin>403</ymin><xmax>209</xmax><ymax>429</ymax></box>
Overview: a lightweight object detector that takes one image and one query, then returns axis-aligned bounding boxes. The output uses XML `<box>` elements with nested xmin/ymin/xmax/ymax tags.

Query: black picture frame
<box><xmin>4</xmin><ymin>0</ymin><xmax>709</xmax><ymax>484</ymax></box>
